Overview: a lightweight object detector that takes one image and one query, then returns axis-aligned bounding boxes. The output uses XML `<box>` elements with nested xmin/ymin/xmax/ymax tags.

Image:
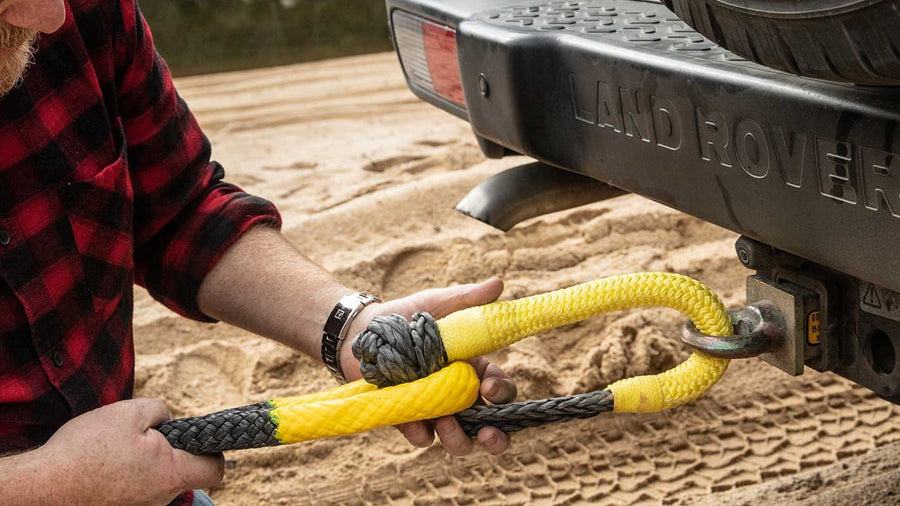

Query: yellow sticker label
<box><xmin>808</xmin><ymin>311</ymin><xmax>821</xmax><ymax>345</ymax></box>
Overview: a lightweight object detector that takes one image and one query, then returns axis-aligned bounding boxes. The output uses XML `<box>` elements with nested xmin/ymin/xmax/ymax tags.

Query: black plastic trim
<box><xmin>450</xmin><ymin>1</ymin><xmax>900</xmax><ymax>293</ymax></box>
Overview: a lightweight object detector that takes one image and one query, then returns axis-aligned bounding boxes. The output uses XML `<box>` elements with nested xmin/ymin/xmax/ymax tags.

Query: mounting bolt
<box><xmin>738</xmin><ymin>248</ymin><xmax>751</xmax><ymax>267</ymax></box>
<box><xmin>478</xmin><ymin>74</ymin><xmax>489</xmax><ymax>97</ymax></box>
<box><xmin>735</xmin><ymin>236</ymin><xmax>777</xmax><ymax>271</ymax></box>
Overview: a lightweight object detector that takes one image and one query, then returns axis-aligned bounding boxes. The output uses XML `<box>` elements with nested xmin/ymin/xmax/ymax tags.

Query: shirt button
<box><xmin>52</xmin><ymin>350</ymin><xmax>64</xmax><ymax>368</ymax></box>
<box><xmin>0</xmin><ymin>230</ymin><xmax>9</xmax><ymax>246</ymax></box>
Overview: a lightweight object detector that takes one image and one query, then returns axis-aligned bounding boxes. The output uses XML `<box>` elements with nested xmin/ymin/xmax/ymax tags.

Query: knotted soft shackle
<box><xmin>157</xmin><ymin>272</ymin><xmax>731</xmax><ymax>454</ymax></box>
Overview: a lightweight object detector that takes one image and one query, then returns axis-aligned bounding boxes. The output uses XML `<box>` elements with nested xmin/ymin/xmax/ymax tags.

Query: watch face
<box><xmin>323</xmin><ymin>294</ymin><xmax>378</xmax><ymax>384</ymax></box>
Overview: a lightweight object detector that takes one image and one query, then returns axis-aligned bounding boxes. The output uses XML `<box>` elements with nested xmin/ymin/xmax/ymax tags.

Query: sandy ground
<box><xmin>133</xmin><ymin>52</ymin><xmax>900</xmax><ymax>505</ymax></box>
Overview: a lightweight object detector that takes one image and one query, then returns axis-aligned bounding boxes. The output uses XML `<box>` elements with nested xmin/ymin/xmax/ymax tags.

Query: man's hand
<box><xmin>343</xmin><ymin>278</ymin><xmax>517</xmax><ymax>456</ymax></box>
<box><xmin>197</xmin><ymin>229</ymin><xmax>516</xmax><ymax>454</ymax></box>
<box><xmin>28</xmin><ymin>399</ymin><xmax>223</xmax><ymax>506</ymax></box>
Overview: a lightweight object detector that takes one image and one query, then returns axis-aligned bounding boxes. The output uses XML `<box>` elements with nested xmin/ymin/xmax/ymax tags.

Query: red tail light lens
<box><xmin>393</xmin><ymin>11</ymin><xmax>466</xmax><ymax>108</ymax></box>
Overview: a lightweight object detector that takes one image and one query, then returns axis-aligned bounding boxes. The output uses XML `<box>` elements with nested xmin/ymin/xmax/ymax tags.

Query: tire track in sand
<box><xmin>255</xmin><ymin>373</ymin><xmax>900</xmax><ymax>505</ymax></box>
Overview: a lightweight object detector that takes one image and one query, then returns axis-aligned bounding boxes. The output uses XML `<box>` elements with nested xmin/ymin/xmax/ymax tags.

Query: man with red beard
<box><xmin>0</xmin><ymin>1</ymin><xmax>517</xmax><ymax>504</ymax></box>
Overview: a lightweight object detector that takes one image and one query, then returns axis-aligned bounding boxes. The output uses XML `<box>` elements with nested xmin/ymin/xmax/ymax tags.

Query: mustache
<box><xmin>0</xmin><ymin>23</ymin><xmax>37</xmax><ymax>50</ymax></box>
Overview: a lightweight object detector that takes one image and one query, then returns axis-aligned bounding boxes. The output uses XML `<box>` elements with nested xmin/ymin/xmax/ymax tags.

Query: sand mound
<box><xmin>132</xmin><ymin>52</ymin><xmax>900</xmax><ymax>505</ymax></box>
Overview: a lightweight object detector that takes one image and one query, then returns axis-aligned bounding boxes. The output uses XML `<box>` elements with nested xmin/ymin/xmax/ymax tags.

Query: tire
<box><xmin>662</xmin><ymin>0</ymin><xmax>900</xmax><ymax>85</ymax></box>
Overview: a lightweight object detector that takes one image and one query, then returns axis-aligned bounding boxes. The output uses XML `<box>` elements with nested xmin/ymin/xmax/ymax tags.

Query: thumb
<box><xmin>431</xmin><ymin>277</ymin><xmax>504</xmax><ymax>319</ymax></box>
<box><xmin>128</xmin><ymin>398</ymin><xmax>171</xmax><ymax>430</ymax></box>
<box><xmin>172</xmin><ymin>450</ymin><xmax>225</xmax><ymax>491</ymax></box>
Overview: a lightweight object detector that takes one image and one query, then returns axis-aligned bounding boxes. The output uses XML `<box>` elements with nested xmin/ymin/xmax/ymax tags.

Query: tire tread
<box><xmin>663</xmin><ymin>0</ymin><xmax>900</xmax><ymax>85</ymax></box>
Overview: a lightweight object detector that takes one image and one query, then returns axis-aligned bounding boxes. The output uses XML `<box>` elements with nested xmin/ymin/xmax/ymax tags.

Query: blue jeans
<box><xmin>192</xmin><ymin>490</ymin><xmax>216</xmax><ymax>506</ymax></box>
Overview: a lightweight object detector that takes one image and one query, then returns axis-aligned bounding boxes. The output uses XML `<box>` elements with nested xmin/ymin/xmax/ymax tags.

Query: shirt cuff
<box><xmin>136</xmin><ymin>181</ymin><xmax>282</xmax><ymax>322</ymax></box>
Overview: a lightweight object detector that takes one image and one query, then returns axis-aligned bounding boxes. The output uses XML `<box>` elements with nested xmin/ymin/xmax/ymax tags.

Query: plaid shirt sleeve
<box><xmin>114</xmin><ymin>0</ymin><xmax>282</xmax><ymax>321</ymax></box>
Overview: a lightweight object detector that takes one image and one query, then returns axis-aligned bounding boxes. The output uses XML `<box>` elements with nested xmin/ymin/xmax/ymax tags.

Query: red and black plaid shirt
<box><xmin>0</xmin><ymin>0</ymin><xmax>281</xmax><ymax>464</ymax></box>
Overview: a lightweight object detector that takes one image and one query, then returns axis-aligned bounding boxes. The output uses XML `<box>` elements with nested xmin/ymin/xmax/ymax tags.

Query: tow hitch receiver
<box><xmin>746</xmin><ymin>277</ymin><xmax>820</xmax><ymax>376</ymax></box>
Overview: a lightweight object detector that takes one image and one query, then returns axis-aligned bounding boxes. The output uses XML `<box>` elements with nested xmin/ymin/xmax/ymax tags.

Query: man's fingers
<box><xmin>383</xmin><ymin>279</ymin><xmax>513</xmax><ymax>457</ymax></box>
<box><xmin>400</xmin><ymin>419</ymin><xmax>509</xmax><ymax>454</ymax></box>
<box><xmin>173</xmin><ymin>451</ymin><xmax>225</xmax><ymax>491</ymax></box>
<box><xmin>397</xmin><ymin>421</ymin><xmax>435</xmax><ymax>448</ymax></box>
<box><xmin>457</xmin><ymin>277</ymin><xmax>504</xmax><ymax>307</ymax></box>
<box><xmin>467</xmin><ymin>356</ymin><xmax>491</xmax><ymax>378</ymax></box>
<box><xmin>129</xmin><ymin>398</ymin><xmax>172</xmax><ymax>428</ymax></box>
<box><xmin>477</xmin><ymin>427</ymin><xmax>510</xmax><ymax>455</ymax></box>
<box><xmin>481</xmin><ymin>377</ymin><xmax>518</xmax><ymax>404</ymax></box>
<box><xmin>435</xmin><ymin>416</ymin><xmax>474</xmax><ymax>456</ymax></box>
<box><xmin>480</xmin><ymin>363</ymin><xmax>517</xmax><ymax>404</ymax></box>
<box><xmin>431</xmin><ymin>278</ymin><xmax>504</xmax><ymax>319</ymax></box>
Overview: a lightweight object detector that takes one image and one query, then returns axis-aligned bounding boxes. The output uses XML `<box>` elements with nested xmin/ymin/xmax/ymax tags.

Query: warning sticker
<box><xmin>860</xmin><ymin>282</ymin><xmax>900</xmax><ymax>322</ymax></box>
<box><xmin>807</xmin><ymin>311</ymin><xmax>821</xmax><ymax>345</ymax></box>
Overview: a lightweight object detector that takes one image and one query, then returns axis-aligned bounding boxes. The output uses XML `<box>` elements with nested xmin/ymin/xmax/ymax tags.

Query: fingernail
<box><xmin>433</xmin><ymin>418</ymin><xmax>450</xmax><ymax>434</ymax></box>
<box><xmin>486</xmin><ymin>382</ymin><xmax>499</xmax><ymax>397</ymax></box>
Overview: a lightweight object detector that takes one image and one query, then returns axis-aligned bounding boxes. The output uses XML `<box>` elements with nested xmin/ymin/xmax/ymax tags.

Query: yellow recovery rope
<box><xmin>157</xmin><ymin>272</ymin><xmax>732</xmax><ymax>454</ymax></box>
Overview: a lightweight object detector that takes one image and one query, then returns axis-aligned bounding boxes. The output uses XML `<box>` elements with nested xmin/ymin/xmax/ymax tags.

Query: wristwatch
<box><xmin>321</xmin><ymin>292</ymin><xmax>380</xmax><ymax>383</ymax></box>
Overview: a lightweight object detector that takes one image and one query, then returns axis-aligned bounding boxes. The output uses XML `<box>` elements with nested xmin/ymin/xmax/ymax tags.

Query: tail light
<box><xmin>392</xmin><ymin>11</ymin><xmax>466</xmax><ymax>109</ymax></box>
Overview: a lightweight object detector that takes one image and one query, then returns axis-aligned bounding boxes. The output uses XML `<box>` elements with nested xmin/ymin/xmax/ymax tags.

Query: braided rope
<box><xmin>157</xmin><ymin>273</ymin><xmax>731</xmax><ymax>454</ymax></box>
<box><xmin>457</xmin><ymin>390</ymin><xmax>614</xmax><ymax>436</ymax></box>
<box><xmin>157</xmin><ymin>402</ymin><xmax>279</xmax><ymax>455</ymax></box>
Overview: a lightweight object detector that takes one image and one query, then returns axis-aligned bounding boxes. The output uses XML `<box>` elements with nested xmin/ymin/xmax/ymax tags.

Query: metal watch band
<box><xmin>321</xmin><ymin>292</ymin><xmax>379</xmax><ymax>384</ymax></box>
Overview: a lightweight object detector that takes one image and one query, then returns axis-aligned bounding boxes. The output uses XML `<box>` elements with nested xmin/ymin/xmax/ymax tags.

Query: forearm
<box><xmin>0</xmin><ymin>448</ymin><xmax>54</xmax><ymax>504</ymax></box>
<box><xmin>196</xmin><ymin>226</ymin><xmax>357</xmax><ymax>362</ymax></box>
